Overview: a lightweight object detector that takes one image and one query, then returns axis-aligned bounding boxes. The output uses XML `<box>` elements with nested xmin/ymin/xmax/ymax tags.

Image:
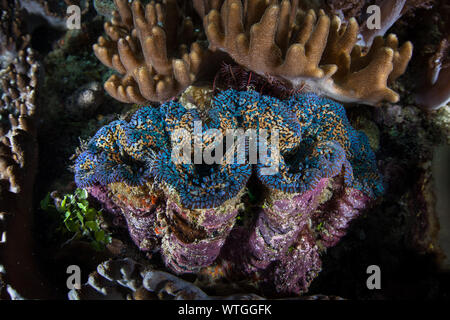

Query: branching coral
<box><xmin>93</xmin><ymin>0</ymin><xmax>205</xmax><ymax>103</ymax></box>
<box><xmin>0</xmin><ymin>0</ymin><xmax>31</xmax><ymax>68</ymax></box>
<box><xmin>415</xmin><ymin>2</ymin><xmax>450</xmax><ymax>110</ymax></box>
<box><xmin>203</xmin><ymin>0</ymin><xmax>413</xmax><ymax>105</ymax></box>
<box><xmin>0</xmin><ymin>1</ymin><xmax>39</xmax><ymax>299</ymax></box>
<box><xmin>74</xmin><ymin>88</ymin><xmax>383</xmax><ymax>294</ymax></box>
<box><xmin>94</xmin><ymin>0</ymin><xmax>414</xmax><ymax>106</ymax></box>
<box><xmin>0</xmin><ymin>47</ymin><xmax>48</xmax><ymax>299</ymax></box>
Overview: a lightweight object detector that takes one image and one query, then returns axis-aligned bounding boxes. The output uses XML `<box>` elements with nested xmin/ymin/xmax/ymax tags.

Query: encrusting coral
<box><xmin>93</xmin><ymin>0</ymin><xmax>205</xmax><ymax>103</ymax></box>
<box><xmin>74</xmin><ymin>88</ymin><xmax>383</xmax><ymax>294</ymax></box>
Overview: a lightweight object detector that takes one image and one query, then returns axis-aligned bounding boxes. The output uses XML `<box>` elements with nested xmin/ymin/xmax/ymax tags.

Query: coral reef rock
<box><xmin>0</xmin><ymin>47</ymin><xmax>48</xmax><ymax>299</ymax></box>
<box><xmin>94</xmin><ymin>0</ymin><xmax>413</xmax><ymax>106</ymax></box>
<box><xmin>203</xmin><ymin>0</ymin><xmax>413</xmax><ymax>105</ymax></box>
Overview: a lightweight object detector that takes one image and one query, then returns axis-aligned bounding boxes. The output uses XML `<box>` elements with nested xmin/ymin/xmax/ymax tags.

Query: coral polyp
<box><xmin>74</xmin><ymin>88</ymin><xmax>383</xmax><ymax>294</ymax></box>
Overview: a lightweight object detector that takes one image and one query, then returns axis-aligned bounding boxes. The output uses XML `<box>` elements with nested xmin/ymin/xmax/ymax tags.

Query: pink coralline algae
<box><xmin>74</xmin><ymin>89</ymin><xmax>383</xmax><ymax>295</ymax></box>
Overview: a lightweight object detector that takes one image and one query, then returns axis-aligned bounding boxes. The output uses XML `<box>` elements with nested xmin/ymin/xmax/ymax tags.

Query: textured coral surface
<box><xmin>94</xmin><ymin>0</ymin><xmax>413</xmax><ymax>106</ymax></box>
<box><xmin>74</xmin><ymin>88</ymin><xmax>383</xmax><ymax>294</ymax></box>
<box><xmin>1</xmin><ymin>0</ymin><xmax>449</xmax><ymax>301</ymax></box>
